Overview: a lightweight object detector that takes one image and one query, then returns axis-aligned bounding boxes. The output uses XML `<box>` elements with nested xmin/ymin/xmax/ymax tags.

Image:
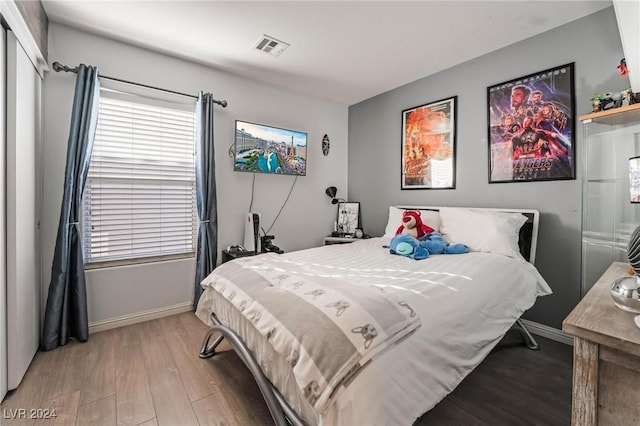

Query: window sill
<box><xmin>84</xmin><ymin>252</ymin><xmax>196</xmax><ymax>270</ymax></box>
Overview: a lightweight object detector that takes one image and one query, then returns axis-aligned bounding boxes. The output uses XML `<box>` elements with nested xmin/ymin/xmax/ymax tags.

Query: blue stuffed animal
<box><xmin>389</xmin><ymin>232</ymin><xmax>468</xmax><ymax>260</ymax></box>
<box><xmin>390</xmin><ymin>234</ymin><xmax>430</xmax><ymax>260</ymax></box>
<box><xmin>420</xmin><ymin>232</ymin><xmax>469</xmax><ymax>255</ymax></box>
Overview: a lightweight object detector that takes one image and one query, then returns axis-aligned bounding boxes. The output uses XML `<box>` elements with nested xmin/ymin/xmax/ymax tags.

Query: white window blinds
<box><xmin>82</xmin><ymin>93</ymin><xmax>197</xmax><ymax>264</ymax></box>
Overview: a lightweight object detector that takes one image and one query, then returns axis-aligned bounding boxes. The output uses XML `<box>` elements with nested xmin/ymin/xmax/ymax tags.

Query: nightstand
<box><xmin>562</xmin><ymin>262</ymin><xmax>640</xmax><ymax>426</ymax></box>
<box><xmin>323</xmin><ymin>236</ymin><xmax>357</xmax><ymax>245</ymax></box>
<box><xmin>221</xmin><ymin>249</ymin><xmax>257</xmax><ymax>264</ymax></box>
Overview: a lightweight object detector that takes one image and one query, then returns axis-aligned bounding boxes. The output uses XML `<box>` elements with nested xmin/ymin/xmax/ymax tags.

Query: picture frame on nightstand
<box><xmin>336</xmin><ymin>202</ymin><xmax>360</xmax><ymax>235</ymax></box>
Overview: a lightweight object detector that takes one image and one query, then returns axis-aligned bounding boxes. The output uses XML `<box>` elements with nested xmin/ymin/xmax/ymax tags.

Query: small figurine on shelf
<box><xmin>600</xmin><ymin>92</ymin><xmax>621</xmax><ymax>111</ymax></box>
<box><xmin>621</xmin><ymin>89</ymin><xmax>633</xmax><ymax>107</ymax></box>
<box><xmin>617</xmin><ymin>58</ymin><xmax>630</xmax><ymax>77</ymax></box>
<box><xmin>590</xmin><ymin>93</ymin><xmax>602</xmax><ymax>113</ymax></box>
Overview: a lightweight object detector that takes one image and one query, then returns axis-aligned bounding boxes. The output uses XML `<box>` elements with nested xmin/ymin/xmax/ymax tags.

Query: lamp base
<box><xmin>610</xmin><ymin>276</ymin><xmax>640</xmax><ymax>314</ymax></box>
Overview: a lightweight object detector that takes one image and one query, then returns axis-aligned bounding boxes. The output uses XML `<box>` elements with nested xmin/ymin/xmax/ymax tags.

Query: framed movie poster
<box><xmin>487</xmin><ymin>63</ymin><xmax>575</xmax><ymax>183</ymax></box>
<box><xmin>630</xmin><ymin>156</ymin><xmax>640</xmax><ymax>203</ymax></box>
<box><xmin>401</xmin><ymin>96</ymin><xmax>457</xmax><ymax>189</ymax></box>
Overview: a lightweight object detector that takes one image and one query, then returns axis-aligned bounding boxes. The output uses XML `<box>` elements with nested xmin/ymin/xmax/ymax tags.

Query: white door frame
<box><xmin>6</xmin><ymin>30</ymin><xmax>41</xmax><ymax>391</ymax></box>
<box><xmin>1</xmin><ymin>23</ymin><xmax>8</xmax><ymax>401</ymax></box>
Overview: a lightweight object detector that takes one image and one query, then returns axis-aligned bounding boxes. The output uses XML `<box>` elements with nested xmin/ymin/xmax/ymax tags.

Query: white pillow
<box><xmin>383</xmin><ymin>206</ymin><xmax>441</xmax><ymax>238</ymax></box>
<box><xmin>439</xmin><ymin>207</ymin><xmax>527</xmax><ymax>260</ymax></box>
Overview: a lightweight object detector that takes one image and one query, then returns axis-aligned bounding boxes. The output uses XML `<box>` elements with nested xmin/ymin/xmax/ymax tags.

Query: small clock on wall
<box><xmin>322</xmin><ymin>134</ymin><xmax>330</xmax><ymax>156</ymax></box>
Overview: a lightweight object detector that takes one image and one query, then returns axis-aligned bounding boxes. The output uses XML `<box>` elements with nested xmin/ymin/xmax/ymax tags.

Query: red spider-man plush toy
<box><xmin>617</xmin><ymin>58</ymin><xmax>629</xmax><ymax>77</ymax></box>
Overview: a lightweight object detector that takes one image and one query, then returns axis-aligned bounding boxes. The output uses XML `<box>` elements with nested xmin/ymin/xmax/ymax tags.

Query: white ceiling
<box><xmin>41</xmin><ymin>1</ymin><xmax>612</xmax><ymax>105</ymax></box>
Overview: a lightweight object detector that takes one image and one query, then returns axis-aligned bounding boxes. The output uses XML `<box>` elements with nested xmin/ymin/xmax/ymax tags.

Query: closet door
<box><xmin>1</xmin><ymin>24</ymin><xmax>7</xmax><ymax>401</ymax></box>
<box><xmin>6</xmin><ymin>30</ymin><xmax>41</xmax><ymax>390</ymax></box>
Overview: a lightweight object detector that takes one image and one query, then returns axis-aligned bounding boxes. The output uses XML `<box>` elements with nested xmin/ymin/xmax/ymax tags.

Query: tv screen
<box><xmin>234</xmin><ymin>120</ymin><xmax>307</xmax><ymax>176</ymax></box>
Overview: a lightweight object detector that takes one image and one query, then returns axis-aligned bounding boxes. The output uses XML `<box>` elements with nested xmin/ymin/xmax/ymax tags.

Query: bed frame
<box><xmin>199</xmin><ymin>312</ymin><xmax>301</xmax><ymax>426</ymax></box>
<box><xmin>199</xmin><ymin>206</ymin><xmax>542</xmax><ymax>425</ymax></box>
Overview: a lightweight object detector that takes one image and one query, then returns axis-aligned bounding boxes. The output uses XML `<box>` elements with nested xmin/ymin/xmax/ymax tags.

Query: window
<box><xmin>82</xmin><ymin>92</ymin><xmax>197</xmax><ymax>266</ymax></box>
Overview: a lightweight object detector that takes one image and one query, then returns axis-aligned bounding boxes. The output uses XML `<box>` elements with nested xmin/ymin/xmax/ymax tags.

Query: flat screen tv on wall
<box><xmin>234</xmin><ymin>120</ymin><xmax>307</xmax><ymax>176</ymax></box>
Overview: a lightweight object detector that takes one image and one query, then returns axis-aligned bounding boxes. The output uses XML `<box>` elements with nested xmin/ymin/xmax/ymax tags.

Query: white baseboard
<box><xmin>520</xmin><ymin>319</ymin><xmax>574</xmax><ymax>346</ymax></box>
<box><xmin>89</xmin><ymin>302</ymin><xmax>194</xmax><ymax>334</ymax></box>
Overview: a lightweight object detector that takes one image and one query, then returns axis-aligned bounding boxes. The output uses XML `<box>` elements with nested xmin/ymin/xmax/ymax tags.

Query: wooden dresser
<box><xmin>562</xmin><ymin>262</ymin><xmax>640</xmax><ymax>426</ymax></box>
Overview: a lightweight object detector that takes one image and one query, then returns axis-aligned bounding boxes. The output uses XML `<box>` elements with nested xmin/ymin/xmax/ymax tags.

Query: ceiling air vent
<box><xmin>254</xmin><ymin>35</ymin><xmax>290</xmax><ymax>57</ymax></box>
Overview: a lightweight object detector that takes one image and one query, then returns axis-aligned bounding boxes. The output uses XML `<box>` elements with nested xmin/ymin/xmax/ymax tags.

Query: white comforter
<box><xmin>196</xmin><ymin>237</ymin><xmax>552</xmax><ymax>425</ymax></box>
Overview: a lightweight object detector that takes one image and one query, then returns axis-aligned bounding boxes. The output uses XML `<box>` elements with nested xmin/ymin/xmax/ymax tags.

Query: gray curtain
<box><xmin>41</xmin><ymin>65</ymin><xmax>100</xmax><ymax>351</ymax></box>
<box><xmin>194</xmin><ymin>92</ymin><xmax>218</xmax><ymax>307</ymax></box>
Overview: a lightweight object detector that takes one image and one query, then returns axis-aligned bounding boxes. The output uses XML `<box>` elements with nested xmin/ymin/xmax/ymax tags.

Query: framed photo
<box><xmin>487</xmin><ymin>63</ymin><xmax>575</xmax><ymax>183</ymax></box>
<box><xmin>336</xmin><ymin>202</ymin><xmax>360</xmax><ymax>235</ymax></box>
<box><xmin>630</xmin><ymin>156</ymin><xmax>640</xmax><ymax>203</ymax></box>
<box><xmin>401</xmin><ymin>96</ymin><xmax>457</xmax><ymax>189</ymax></box>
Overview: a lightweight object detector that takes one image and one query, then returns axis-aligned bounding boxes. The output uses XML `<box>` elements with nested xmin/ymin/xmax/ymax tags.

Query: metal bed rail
<box><xmin>513</xmin><ymin>318</ymin><xmax>540</xmax><ymax>350</ymax></box>
<box><xmin>199</xmin><ymin>312</ymin><xmax>306</xmax><ymax>426</ymax></box>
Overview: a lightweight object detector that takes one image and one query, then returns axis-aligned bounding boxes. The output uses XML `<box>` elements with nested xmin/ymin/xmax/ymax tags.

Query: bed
<box><xmin>195</xmin><ymin>206</ymin><xmax>553</xmax><ymax>425</ymax></box>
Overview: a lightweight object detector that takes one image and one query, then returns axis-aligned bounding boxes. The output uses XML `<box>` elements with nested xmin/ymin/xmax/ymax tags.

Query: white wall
<box><xmin>613</xmin><ymin>0</ymin><xmax>640</xmax><ymax>93</ymax></box>
<box><xmin>43</xmin><ymin>23</ymin><xmax>349</xmax><ymax>326</ymax></box>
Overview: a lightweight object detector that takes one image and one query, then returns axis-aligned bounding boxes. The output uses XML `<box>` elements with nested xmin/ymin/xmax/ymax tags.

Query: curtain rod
<box><xmin>52</xmin><ymin>62</ymin><xmax>228</xmax><ymax>108</ymax></box>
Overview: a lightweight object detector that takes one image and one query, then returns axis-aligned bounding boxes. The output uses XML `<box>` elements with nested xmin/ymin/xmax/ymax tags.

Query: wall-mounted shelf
<box><xmin>580</xmin><ymin>103</ymin><xmax>640</xmax><ymax>125</ymax></box>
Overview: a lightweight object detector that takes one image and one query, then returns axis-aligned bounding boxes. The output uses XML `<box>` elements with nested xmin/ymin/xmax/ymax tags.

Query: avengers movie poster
<box><xmin>487</xmin><ymin>63</ymin><xmax>575</xmax><ymax>183</ymax></box>
<box><xmin>402</xmin><ymin>96</ymin><xmax>457</xmax><ymax>189</ymax></box>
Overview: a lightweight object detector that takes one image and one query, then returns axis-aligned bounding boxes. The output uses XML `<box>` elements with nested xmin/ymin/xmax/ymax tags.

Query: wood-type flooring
<box><xmin>1</xmin><ymin>312</ymin><xmax>572</xmax><ymax>425</ymax></box>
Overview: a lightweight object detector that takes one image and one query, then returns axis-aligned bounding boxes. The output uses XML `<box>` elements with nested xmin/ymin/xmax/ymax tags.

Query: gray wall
<box><xmin>348</xmin><ymin>7</ymin><xmax>630</xmax><ymax>329</ymax></box>
<box><xmin>43</xmin><ymin>23</ymin><xmax>348</xmax><ymax>326</ymax></box>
